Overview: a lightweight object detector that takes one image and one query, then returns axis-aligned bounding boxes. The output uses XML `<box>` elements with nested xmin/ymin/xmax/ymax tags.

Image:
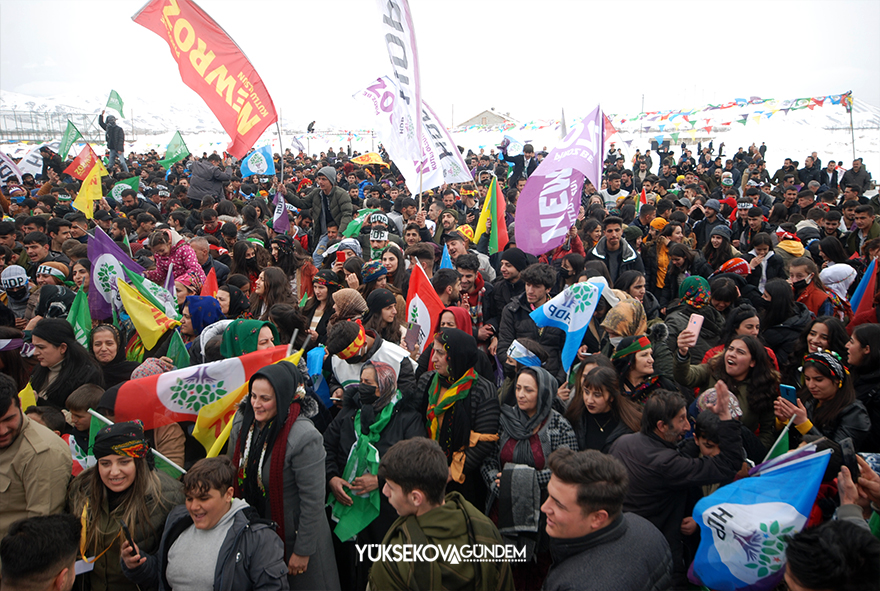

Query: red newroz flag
<box><xmin>132</xmin><ymin>0</ymin><xmax>278</xmax><ymax>159</ymax></box>
<box><xmin>405</xmin><ymin>263</ymin><xmax>445</xmax><ymax>353</ymax></box>
<box><xmin>63</xmin><ymin>144</ymin><xmax>102</xmax><ymax>180</ymax></box>
<box><xmin>201</xmin><ymin>267</ymin><xmax>218</xmax><ymax>297</ymax></box>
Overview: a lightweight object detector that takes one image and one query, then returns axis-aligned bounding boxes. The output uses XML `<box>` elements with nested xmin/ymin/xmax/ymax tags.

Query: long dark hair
<box><xmin>229</xmin><ymin>241</ymin><xmax>259</xmax><ymax>276</ymax></box>
<box><xmin>565</xmin><ymin>366</ymin><xmax>641</xmax><ymax>433</ymax></box>
<box><xmin>668</xmin><ymin>242</ymin><xmax>695</xmax><ymax>270</ymax></box>
<box><xmin>702</xmin><ymin>233</ymin><xmax>734</xmax><ymax>270</ymax></box>
<box><xmin>802</xmin><ymin>356</ymin><xmax>856</xmax><ymax>431</ymax></box>
<box><xmin>707</xmin><ymin>335</ymin><xmax>779</xmax><ymax>415</ymax></box>
<box><xmin>30</xmin><ymin>319</ymin><xmax>103</xmax><ymax>407</ymax></box>
<box><xmin>271</xmin><ymin>238</ymin><xmax>309</xmax><ymax>279</ymax></box>
<box><xmin>719</xmin><ymin>304</ymin><xmax>761</xmax><ymax>345</ymax></box>
<box><xmin>614</xmin><ymin>270</ymin><xmax>646</xmax><ymax>297</ymax></box>
<box><xmin>0</xmin><ymin>326</ymin><xmax>28</xmax><ymax>390</ymax></box>
<box><xmin>381</xmin><ymin>245</ymin><xmax>406</xmax><ymax>289</ymax></box>
<box><xmin>761</xmin><ymin>279</ymin><xmax>799</xmax><ymax>328</ymax></box>
<box><xmin>819</xmin><ymin>236</ymin><xmax>849</xmax><ymax>265</ymax></box>
<box><xmin>851</xmin><ymin>324</ymin><xmax>880</xmax><ymax>376</ymax></box>
<box><xmin>249</xmin><ymin>267</ymin><xmax>296</xmax><ymax>319</ymax></box>
<box><xmin>791</xmin><ymin>317</ymin><xmax>849</xmax><ymax>368</ymax></box>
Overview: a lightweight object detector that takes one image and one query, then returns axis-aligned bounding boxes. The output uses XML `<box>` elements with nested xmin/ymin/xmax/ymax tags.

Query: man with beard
<box><xmin>434</xmin><ymin>207</ymin><xmax>460</xmax><ymax>245</ymax></box>
<box><xmin>610</xmin><ymin>384</ymin><xmax>742</xmax><ymax>586</ymax></box>
<box><xmin>0</xmin><ymin>374</ymin><xmax>73</xmax><ymax>543</ymax></box>
<box><xmin>432</xmin><ymin>268</ymin><xmax>461</xmax><ymax>307</ymax></box>
<box><xmin>493</xmin><ymin>247</ymin><xmax>528</xmax><ymax>312</ymax></box>
<box><xmin>455</xmin><ymin>254</ymin><xmax>499</xmax><ymax>353</ymax></box>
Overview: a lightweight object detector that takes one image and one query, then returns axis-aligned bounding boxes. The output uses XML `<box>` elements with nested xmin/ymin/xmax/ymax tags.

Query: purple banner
<box><xmin>515</xmin><ymin>105</ymin><xmax>604</xmax><ymax>256</ymax></box>
<box><xmin>88</xmin><ymin>227</ymin><xmax>144</xmax><ymax>320</ymax></box>
<box><xmin>272</xmin><ymin>191</ymin><xmax>290</xmax><ymax>235</ymax></box>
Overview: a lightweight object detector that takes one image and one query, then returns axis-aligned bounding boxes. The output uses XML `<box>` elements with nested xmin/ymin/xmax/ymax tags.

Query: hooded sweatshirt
<box><xmin>166</xmin><ymin>498</ymin><xmax>249</xmax><ymax>589</ymax></box>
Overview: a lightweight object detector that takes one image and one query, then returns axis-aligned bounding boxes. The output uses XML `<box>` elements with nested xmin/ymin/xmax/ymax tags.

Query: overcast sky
<box><xmin>1</xmin><ymin>0</ymin><xmax>879</xmax><ymax>131</ymax></box>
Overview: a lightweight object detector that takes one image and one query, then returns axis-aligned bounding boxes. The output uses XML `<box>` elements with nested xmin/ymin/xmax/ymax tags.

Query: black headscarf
<box><xmin>91</xmin><ymin>325</ymin><xmax>139</xmax><ymax>388</ymax></box>
<box><xmin>93</xmin><ymin>421</ymin><xmax>150</xmax><ymax>460</ymax></box>
<box><xmin>223</xmin><ymin>285</ymin><xmax>251</xmax><ymax>319</ymax></box>
<box><xmin>35</xmin><ymin>285</ymin><xmax>77</xmax><ymax>318</ymax></box>
<box><xmin>435</xmin><ymin>327</ymin><xmax>479</xmax><ymax>383</ymax></box>
<box><xmin>498</xmin><ymin>367</ymin><xmax>557</xmax><ymax>465</ymax></box>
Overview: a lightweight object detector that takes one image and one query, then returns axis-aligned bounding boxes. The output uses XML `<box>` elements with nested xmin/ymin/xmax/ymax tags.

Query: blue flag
<box><xmin>529</xmin><ymin>280</ymin><xmax>603</xmax><ymax>372</ymax></box>
<box><xmin>849</xmin><ymin>257</ymin><xmax>875</xmax><ymax>311</ymax></box>
<box><xmin>240</xmin><ymin>145</ymin><xmax>276</xmax><ymax>178</ymax></box>
<box><xmin>690</xmin><ymin>451</ymin><xmax>831</xmax><ymax>591</ymax></box>
<box><xmin>439</xmin><ymin>244</ymin><xmax>453</xmax><ymax>269</ymax></box>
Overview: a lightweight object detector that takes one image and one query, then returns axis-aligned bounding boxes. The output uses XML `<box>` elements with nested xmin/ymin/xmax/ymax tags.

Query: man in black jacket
<box><xmin>541</xmin><ymin>449</ymin><xmax>672</xmax><ymax>591</ymax></box>
<box><xmin>503</xmin><ymin>143</ymin><xmax>538</xmax><ymax>187</ymax></box>
<box><xmin>99</xmin><ymin>111</ymin><xmax>128</xmax><ymax>172</ymax></box>
<box><xmin>610</xmin><ymin>386</ymin><xmax>742</xmax><ymax>586</ymax></box>
<box><xmin>39</xmin><ymin>147</ymin><xmax>64</xmax><ymax>180</ymax></box>
<box><xmin>585</xmin><ymin>216</ymin><xmax>645</xmax><ymax>283</ymax></box>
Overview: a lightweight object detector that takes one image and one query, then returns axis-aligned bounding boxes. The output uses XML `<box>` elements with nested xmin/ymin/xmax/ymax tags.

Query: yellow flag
<box><xmin>116</xmin><ymin>278</ymin><xmax>180</xmax><ymax>348</ymax></box>
<box><xmin>351</xmin><ymin>152</ymin><xmax>389</xmax><ymax>167</ymax></box>
<box><xmin>473</xmin><ymin>176</ymin><xmax>497</xmax><ymax>244</ymax></box>
<box><xmin>199</xmin><ymin>348</ymin><xmax>306</xmax><ymax>456</ymax></box>
<box><xmin>19</xmin><ymin>383</ymin><xmax>36</xmax><ymax>410</ymax></box>
<box><xmin>72</xmin><ymin>165</ymin><xmax>103</xmax><ymax>219</ymax></box>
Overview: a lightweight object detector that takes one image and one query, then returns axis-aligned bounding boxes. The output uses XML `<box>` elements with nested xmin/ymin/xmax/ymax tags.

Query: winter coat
<box><xmin>503</xmin><ymin>153</ymin><xmax>538</xmax><ymax>186</ymax></box>
<box><xmin>200</xmin><ymin>255</ymin><xmax>229</xmax><ymax>286</ymax></box>
<box><xmin>322</xmin><ymin>389</ymin><xmax>426</xmax><ymax>543</ymax></box>
<box><xmin>68</xmin><ymin>469</ymin><xmax>184</xmax><ymax>591</ymax></box>
<box><xmin>761</xmin><ymin>302</ymin><xmax>813</xmax><ymax>370</ymax></box>
<box><xmin>693</xmin><ymin>217</ymin><xmax>729</xmax><ymax>250</ymax></box>
<box><xmin>803</xmin><ymin>398</ymin><xmax>871</xmax><ymax>451</ymax></box>
<box><xmin>664</xmin><ymin>302</ymin><xmax>724</xmax><ymax>366</ymax></box>
<box><xmin>120</xmin><ymin>504</ymin><xmax>289</xmax><ymax>591</ymax></box>
<box><xmin>99</xmin><ymin>114</ymin><xmax>125</xmax><ymax>151</ymax></box>
<box><xmin>743</xmin><ymin>250</ymin><xmax>787</xmax><ymax>290</ymax></box>
<box><xmin>228</xmin><ymin>399</ymin><xmax>341</xmax><ymax>591</ymax></box>
<box><xmin>610</xmin><ymin>422</ymin><xmax>742</xmax><ymax>577</ymax></box>
<box><xmin>543</xmin><ymin>513</ymin><xmax>672</xmax><ymax>591</ymax></box>
<box><xmin>673</xmin><ymin>353</ymin><xmax>777</xmax><ymax>451</ymax></box>
<box><xmin>585</xmin><ymin>237</ymin><xmax>645</xmax><ymax>284</ymax></box>
<box><xmin>841</xmin><ymin>166</ymin><xmax>871</xmax><ymax>193</ymax></box>
<box><xmin>658</xmin><ymin>254</ymin><xmax>714</xmax><ymax>309</ymax></box>
<box><xmin>188</xmin><ymin>160</ymin><xmax>234</xmax><ymax>204</ymax></box>
<box><xmin>852</xmin><ymin>367</ymin><xmax>880</xmax><ymax>453</ymax></box>
<box><xmin>497</xmin><ymin>293</ymin><xmax>567</xmax><ymax>383</ymax></box>
<box><xmin>143</xmin><ymin>233</ymin><xmax>207</xmax><ymax>285</ymax></box>
<box><xmin>284</xmin><ymin>167</ymin><xmax>353</xmax><ymax>236</ymax></box>
<box><xmin>845</xmin><ymin>220</ymin><xmax>880</xmax><ymax>256</ymax></box>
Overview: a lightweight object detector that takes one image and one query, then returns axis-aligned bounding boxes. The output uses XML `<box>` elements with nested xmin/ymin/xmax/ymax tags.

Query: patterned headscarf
<box><xmin>364</xmin><ymin>360</ymin><xmax>397</xmax><ymax>401</ymax></box>
<box><xmin>220</xmin><ymin>319</ymin><xmax>280</xmax><ymax>358</ymax></box>
<box><xmin>802</xmin><ymin>350</ymin><xmax>849</xmax><ymax>387</ymax></box>
<box><xmin>93</xmin><ymin>421</ymin><xmax>149</xmax><ymax>459</ymax></box>
<box><xmin>611</xmin><ymin>335</ymin><xmax>652</xmax><ymax>360</ymax></box>
<box><xmin>184</xmin><ymin>296</ymin><xmax>225</xmax><ymax>336</ymax></box>
<box><xmin>680</xmin><ymin>276</ymin><xmax>710</xmax><ymax>309</ymax></box>
<box><xmin>362</xmin><ymin>259</ymin><xmax>387</xmax><ymax>284</ymax></box>
<box><xmin>313</xmin><ymin>269</ymin><xmax>343</xmax><ymax>290</ymax></box>
<box><xmin>601</xmin><ymin>297</ymin><xmax>647</xmax><ymax>337</ymax></box>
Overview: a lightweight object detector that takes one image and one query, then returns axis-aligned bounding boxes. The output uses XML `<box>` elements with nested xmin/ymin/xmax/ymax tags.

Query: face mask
<box><xmin>503</xmin><ymin>363</ymin><xmax>517</xmax><ymax>379</ymax></box>
<box><xmin>357</xmin><ymin>382</ymin><xmax>377</xmax><ymax>404</ymax></box>
<box><xmin>609</xmin><ymin>336</ymin><xmax>623</xmax><ymax>348</ymax></box>
<box><xmin>559</xmin><ymin>268</ymin><xmax>571</xmax><ymax>279</ymax></box>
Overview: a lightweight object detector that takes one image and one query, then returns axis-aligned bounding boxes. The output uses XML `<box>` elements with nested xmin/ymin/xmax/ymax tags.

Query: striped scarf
<box><xmin>426</xmin><ymin>368</ymin><xmax>478</xmax><ymax>440</ymax></box>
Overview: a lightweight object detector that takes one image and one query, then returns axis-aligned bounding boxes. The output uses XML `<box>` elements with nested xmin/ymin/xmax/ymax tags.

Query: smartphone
<box><xmin>779</xmin><ymin>384</ymin><xmax>798</xmax><ymax>405</ymax></box>
<box><xmin>336</xmin><ymin>250</ymin><xmax>346</xmax><ymax>263</ymax></box>
<box><xmin>840</xmin><ymin>437</ymin><xmax>860</xmax><ymax>481</ymax></box>
<box><xmin>686</xmin><ymin>313</ymin><xmax>704</xmax><ymax>341</ymax></box>
<box><xmin>118</xmin><ymin>519</ymin><xmax>135</xmax><ymax>550</ymax></box>
<box><xmin>404</xmin><ymin>322</ymin><xmax>421</xmax><ymax>351</ymax></box>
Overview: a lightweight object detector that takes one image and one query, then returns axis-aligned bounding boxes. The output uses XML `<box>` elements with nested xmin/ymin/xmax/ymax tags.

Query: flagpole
<box><xmin>849</xmin><ymin>90</ymin><xmax>856</xmax><ymax>161</ymax></box>
<box><xmin>87</xmin><ymin>409</ymin><xmax>187</xmax><ymax>474</ymax></box>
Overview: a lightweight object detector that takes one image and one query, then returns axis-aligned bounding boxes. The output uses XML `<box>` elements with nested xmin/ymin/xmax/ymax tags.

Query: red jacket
<box><xmin>539</xmin><ymin>235</ymin><xmax>586</xmax><ymax>263</ymax></box>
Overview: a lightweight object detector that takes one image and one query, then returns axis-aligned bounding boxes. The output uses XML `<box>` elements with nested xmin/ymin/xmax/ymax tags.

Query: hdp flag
<box><xmin>58</xmin><ymin>120</ymin><xmax>83</xmax><ymax>161</ymax></box>
<box><xmin>473</xmin><ymin>176</ymin><xmax>509</xmax><ymax>255</ymax></box>
<box><xmin>109</xmin><ymin>177</ymin><xmax>140</xmax><ymax>201</ymax></box>
<box><xmin>88</xmin><ymin>227</ymin><xmax>145</xmax><ymax>321</ymax></box>
<box><xmin>272</xmin><ymin>191</ymin><xmax>290</xmax><ymax>235</ymax></box>
<box><xmin>439</xmin><ymin>244</ymin><xmax>453</xmax><ymax>269</ymax></box>
<box><xmin>64</xmin><ymin>144</ymin><xmax>108</xmax><ymax>181</ymax></box>
<box><xmin>343</xmin><ymin>208</ymin><xmax>380</xmax><ymax>238</ymax></box>
<box><xmin>690</xmin><ymin>451</ymin><xmax>831</xmax><ymax>591</ymax></box>
<box><xmin>240</xmin><ymin>145</ymin><xmax>275</xmax><ymax>178</ymax></box>
<box><xmin>158</xmin><ymin>131</ymin><xmax>190</xmax><ymax>168</ymax></box>
<box><xmin>850</xmin><ymin>258</ymin><xmax>875</xmax><ymax>312</ymax></box>
<box><xmin>405</xmin><ymin>262</ymin><xmax>445</xmax><ymax>353</ymax></box>
<box><xmin>530</xmin><ymin>280</ymin><xmax>604</xmax><ymax>372</ymax></box>
<box><xmin>106</xmin><ymin>90</ymin><xmax>124</xmax><ymax>118</ymax></box>
<box><xmin>72</xmin><ymin>164</ymin><xmax>103</xmax><ymax>219</ymax></box>
<box><xmin>133</xmin><ymin>0</ymin><xmax>278</xmax><ymax>158</ymax></box>
<box><xmin>117</xmin><ymin>278</ymin><xmax>181</xmax><ymax>349</ymax></box>
<box><xmin>62</xmin><ymin>432</ymin><xmax>94</xmax><ymax>476</ymax></box>
<box><xmin>637</xmin><ymin>187</ymin><xmax>647</xmax><ymax>215</ymax></box>
<box><xmin>67</xmin><ymin>290</ymin><xmax>92</xmax><ymax>347</ymax></box>
<box><xmin>123</xmin><ymin>266</ymin><xmax>180</xmax><ymax>321</ymax></box>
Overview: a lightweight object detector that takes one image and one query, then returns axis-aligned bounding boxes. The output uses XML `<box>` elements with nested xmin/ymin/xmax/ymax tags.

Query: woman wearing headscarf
<box><xmin>180</xmin><ymin>295</ymin><xmax>225</xmax><ymax>345</ymax></box>
<box><xmin>414</xmin><ymin>327</ymin><xmax>501</xmax><ymax>508</ymax></box>
<box><xmin>324</xmin><ymin>360</ymin><xmax>425</xmax><ymax>591</ymax></box>
<box><xmin>216</xmin><ymin>284</ymin><xmax>252</xmax><ymax>320</ymax></box>
<box><xmin>68</xmin><ymin>421</ymin><xmax>184</xmax><ymax>591</ymax></box>
<box><xmin>328</xmin><ymin>288</ymin><xmax>367</xmax><ymax>329</ymax></box>
<box><xmin>220</xmin><ymin>319</ymin><xmax>281</xmax><ymax>358</ymax></box>
<box><xmin>30</xmin><ymin>318</ymin><xmax>103</xmax><ymax>409</ymax></box>
<box><xmin>664</xmin><ymin>276</ymin><xmax>723</xmax><ymax>364</ymax></box>
<box><xmin>304</xmin><ymin>270</ymin><xmax>342</xmax><ymax>346</ymax></box>
<box><xmin>415</xmin><ymin>307</ymin><xmax>495</xmax><ymax>382</ymax></box>
<box><xmin>0</xmin><ymin>326</ymin><xmax>28</xmax><ymax>390</ymax></box>
<box><xmin>90</xmin><ymin>324</ymin><xmax>140</xmax><ymax>388</ymax></box>
<box><xmin>228</xmin><ymin>362</ymin><xmax>340</xmax><ymax>590</ymax></box>
<box><xmin>481</xmin><ymin>366</ymin><xmax>577</xmax><ymax>590</ymax></box>
<box><xmin>611</xmin><ymin>335</ymin><xmax>678</xmax><ymax>405</ymax></box>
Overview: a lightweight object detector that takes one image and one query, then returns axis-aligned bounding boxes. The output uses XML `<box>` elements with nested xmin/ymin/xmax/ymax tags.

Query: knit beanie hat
<box><xmin>499</xmin><ymin>247</ymin><xmax>528</xmax><ymax>272</ymax></box>
<box><xmin>333</xmin><ymin>288</ymin><xmax>368</xmax><ymax>316</ymax></box>
<box><xmin>650</xmin><ymin>218</ymin><xmax>668</xmax><ymax>231</ymax></box>
<box><xmin>1</xmin><ymin>265</ymin><xmax>28</xmax><ymax>291</ymax></box>
<box><xmin>362</xmin><ymin>259</ymin><xmax>387</xmax><ymax>284</ymax></box>
<box><xmin>709</xmin><ymin>225</ymin><xmax>732</xmax><ymax>240</ymax></box>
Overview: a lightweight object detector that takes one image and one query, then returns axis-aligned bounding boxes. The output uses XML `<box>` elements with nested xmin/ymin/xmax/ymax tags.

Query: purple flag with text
<box><xmin>515</xmin><ymin>105</ymin><xmax>604</xmax><ymax>256</ymax></box>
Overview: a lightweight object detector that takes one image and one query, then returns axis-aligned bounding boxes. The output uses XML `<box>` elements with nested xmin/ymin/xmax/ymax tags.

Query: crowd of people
<box><xmin>0</xmin><ymin>135</ymin><xmax>879</xmax><ymax>591</ymax></box>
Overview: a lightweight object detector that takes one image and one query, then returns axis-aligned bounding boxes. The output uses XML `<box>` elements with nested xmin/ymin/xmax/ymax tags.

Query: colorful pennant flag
<box><xmin>351</xmin><ymin>152</ymin><xmax>389</xmax><ymax>167</ymax></box>
<box><xmin>18</xmin><ymin>382</ymin><xmax>36</xmax><ymax>410</ymax></box>
<box><xmin>67</xmin><ymin>290</ymin><xmax>92</xmax><ymax>347</ymax></box>
<box><xmin>850</xmin><ymin>258</ymin><xmax>875</xmax><ymax>312</ymax></box>
<box><xmin>122</xmin><ymin>267</ymin><xmax>180</xmax><ymax>321</ymax></box>
<box><xmin>158</xmin><ymin>131</ymin><xmax>190</xmax><ymax>168</ymax></box>
<box><xmin>106</xmin><ymin>90</ymin><xmax>125</xmax><ymax>118</ymax></box>
<box><xmin>439</xmin><ymin>244</ymin><xmax>453</xmax><ymax>269</ymax></box>
<box><xmin>88</xmin><ymin>227</ymin><xmax>145</xmax><ymax>321</ymax></box>
<box><xmin>405</xmin><ymin>262</ymin><xmax>444</xmax><ymax>353</ymax></box>
<box><xmin>166</xmin><ymin>330</ymin><xmax>191</xmax><ymax>370</ymax></box>
<box><xmin>58</xmin><ymin>120</ymin><xmax>83</xmax><ymax>161</ymax></box>
<box><xmin>762</xmin><ymin>417</ymin><xmax>792</xmax><ymax>462</ymax></box>
<box><xmin>240</xmin><ymin>145</ymin><xmax>275</xmax><ymax>178</ymax></box>
<box><xmin>201</xmin><ymin>267</ymin><xmax>218</xmax><ymax>298</ymax></box>
<box><xmin>116</xmin><ymin>278</ymin><xmax>181</xmax><ymax>349</ymax></box>
<box><xmin>63</xmin><ymin>144</ymin><xmax>108</xmax><ymax>181</ymax></box>
<box><xmin>473</xmin><ymin>176</ymin><xmax>509</xmax><ymax>255</ymax></box>
<box><xmin>530</xmin><ymin>280</ymin><xmax>604</xmax><ymax>372</ymax></box>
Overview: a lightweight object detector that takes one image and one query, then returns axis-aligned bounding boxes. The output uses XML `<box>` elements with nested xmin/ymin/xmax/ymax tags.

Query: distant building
<box><xmin>457</xmin><ymin>108</ymin><xmax>520</xmax><ymax>128</ymax></box>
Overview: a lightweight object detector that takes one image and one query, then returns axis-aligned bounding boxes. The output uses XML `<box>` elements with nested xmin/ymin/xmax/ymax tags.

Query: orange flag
<box><xmin>63</xmin><ymin>144</ymin><xmax>107</xmax><ymax>180</ymax></box>
<box><xmin>351</xmin><ymin>152</ymin><xmax>389</xmax><ymax>167</ymax></box>
<box><xmin>200</xmin><ymin>267</ymin><xmax>218</xmax><ymax>298</ymax></box>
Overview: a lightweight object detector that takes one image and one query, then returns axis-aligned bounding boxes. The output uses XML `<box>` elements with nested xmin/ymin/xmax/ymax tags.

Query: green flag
<box><xmin>87</xmin><ymin>412</ymin><xmax>110</xmax><ymax>457</ymax></box>
<box><xmin>342</xmin><ymin>208</ymin><xmax>379</xmax><ymax>238</ymax></box>
<box><xmin>158</xmin><ymin>131</ymin><xmax>190</xmax><ymax>168</ymax></box>
<box><xmin>58</xmin><ymin>120</ymin><xmax>83</xmax><ymax>161</ymax></box>
<box><xmin>153</xmin><ymin>454</ymin><xmax>186</xmax><ymax>479</ymax></box>
<box><xmin>299</xmin><ymin>293</ymin><xmax>308</xmax><ymax>308</ymax></box>
<box><xmin>67</xmin><ymin>290</ymin><xmax>92</xmax><ymax>347</ymax></box>
<box><xmin>109</xmin><ymin>177</ymin><xmax>140</xmax><ymax>201</ymax></box>
<box><xmin>167</xmin><ymin>330</ymin><xmax>190</xmax><ymax>369</ymax></box>
<box><xmin>107</xmin><ymin>90</ymin><xmax>124</xmax><ymax>118</ymax></box>
<box><xmin>763</xmin><ymin>417</ymin><xmax>792</xmax><ymax>463</ymax></box>
<box><xmin>123</xmin><ymin>267</ymin><xmax>181</xmax><ymax>320</ymax></box>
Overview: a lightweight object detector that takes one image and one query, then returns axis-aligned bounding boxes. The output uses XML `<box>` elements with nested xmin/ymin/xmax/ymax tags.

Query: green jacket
<box><xmin>369</xmin><ymin>492</ymin><xmax>514</xmax><ymax>591</ymax></box>
<box><xmin>845</xmin><ymin>218</ymin><xmax>880</xmax><ymax>256</ymax></box>
<box><xmin>284</xmin><ymin>166</ymin><xmax>353</xmax><ymax>235</ymax></box>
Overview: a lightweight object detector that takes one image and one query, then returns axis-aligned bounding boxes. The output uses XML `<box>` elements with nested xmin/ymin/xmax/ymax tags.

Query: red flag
<box><xmin>132</xmin><ymin>0</ymin><xmax>278</xmax><ymax>159</ymax></box>
<box><xmin>603</xmin><ymin>114</ymin><xmax>617</xmax><ymax>139</ymax></box>
<box><xmin>115</xmin><ymin>345</ymin><xmax>289</xmax><ymax>430</ymax></box>
<box><xmin>637</xmin><ymin>187</ymin><xmax>647</xmax><ymax>214</ymax></box>
<box><xmin>405</xmin><ymin>263</ymin><xmax>445</xmax><ymax>353</ymax></box>
<box><xmin>201</xmin><ymin>267</ymin><xmax>218</xmax><ymax>297</ymax></box>
<box><xmin>63</xmin><ymin>144</ymin><xmax>102</xmax><ymax>180</ymax></box>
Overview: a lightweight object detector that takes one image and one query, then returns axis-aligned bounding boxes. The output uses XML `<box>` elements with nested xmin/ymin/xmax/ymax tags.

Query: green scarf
<box><xmin>329</xmin><ymin>393</ymin><xmax>400</xmax><ymax>541</ymax></box>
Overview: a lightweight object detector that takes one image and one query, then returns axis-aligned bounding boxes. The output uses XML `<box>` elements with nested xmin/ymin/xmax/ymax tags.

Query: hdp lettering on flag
<box><xmin>132</xmin><ymin>0</ymin><xmax>278</xmax><ymax>159</ymax></box>
<box><xmin>240</xmin><ymin>145</ymin><xmax>275</xmax><ymax>178</ymax></box>
<box><xmin>515</xmin><ymin>105</ymin><xmax>604</xmax><ymax>256</ymax></box>
<box><xmin>272</xmin><ymin>191</ymin><xmax>290</xmax><ymax>235</ymax></box>
<box><xmin>689</xmin><ymin>451</ymin><xmax>831</xmax><ymax>591</ymax></box>
<box><xmin>530</xmin><ymin>280</ymin><xmax>603</xmax><ymax>372</ymax></box>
